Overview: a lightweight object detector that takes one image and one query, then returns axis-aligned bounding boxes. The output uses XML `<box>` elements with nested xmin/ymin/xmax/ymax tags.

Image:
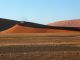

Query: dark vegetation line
<box><xmin>0</xmin><ymin>45</ymin><xmax>80</xmax><ymax>53</ymax></box>
<box><xmin>0</xmin><ymin>18</ymin><xmax>80</xmax><ymax>31</ymax></box>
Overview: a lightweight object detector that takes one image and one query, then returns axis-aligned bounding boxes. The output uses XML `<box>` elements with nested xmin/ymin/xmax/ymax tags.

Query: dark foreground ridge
<box><xmin>0</xmin><ymin>18</ymin><xmax>80</xmax><ymax>31</ymax></box>
<box><xmin>0</xmin><ymin>18</ymin><xmax>17</xmax><ymax>31</ymax></box>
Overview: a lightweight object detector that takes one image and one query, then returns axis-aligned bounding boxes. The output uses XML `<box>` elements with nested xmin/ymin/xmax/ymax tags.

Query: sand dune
<box><xmin>1</xmin><ymin>24</ymin><xmax>46</xmax><ymax>33</ymax></box>
<box><xmin>48</xmin><ymin>19</ymin><xmax>80</xmax><ymax>27</ymax></box>
<box><xmin>0</xmin><ymin>18</ymin><xmax>79</xmax><ymax>33</ymax></box>
<box><xmin>1</xmin><ymin>24</ymin><xmax>78</xmax><ymax>33</ymax></box>
<box><xmin>47</xmin><ymin>19</ymin><xmax>80</xmax><ymax>33</ymax></box>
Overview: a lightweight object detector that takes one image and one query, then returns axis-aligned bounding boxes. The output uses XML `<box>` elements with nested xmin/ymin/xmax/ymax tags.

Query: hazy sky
<box><xmin>0</xmin><ymin>0</ymin><xmax>80</xmax><ymax>24</ymax></box>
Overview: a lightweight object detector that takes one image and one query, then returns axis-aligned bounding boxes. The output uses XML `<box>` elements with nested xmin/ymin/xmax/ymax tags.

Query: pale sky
<box><xmin>0</xmin><ymin>0</ymin><xmax>80</xmax><ymax>24</ymax></box>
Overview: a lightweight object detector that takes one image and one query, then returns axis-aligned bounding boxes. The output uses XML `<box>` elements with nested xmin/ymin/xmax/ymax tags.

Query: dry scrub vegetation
<box><xmin>0</xmin><ymin>33</ymin><xmax>80</xmax><ymax>60</ymax></box>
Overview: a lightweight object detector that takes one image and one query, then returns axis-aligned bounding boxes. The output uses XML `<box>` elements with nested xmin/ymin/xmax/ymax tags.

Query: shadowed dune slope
<box><xmin>0</xmin><ymin>18</ymin><xmax>17</xmax><ymax>31</ymax></box>
<box><xmin>48</xmin><ymin>19</ymin><xmax>80</xmax><ymax>27</ymax></box>
<box><xmin>46</xmin><ymin>28</ymin><xmax>79</xmax><ymax>33</ymax></box>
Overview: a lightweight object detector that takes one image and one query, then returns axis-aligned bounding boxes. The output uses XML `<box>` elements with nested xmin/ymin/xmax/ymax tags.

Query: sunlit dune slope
<box><xmin>47</xmin><ymin>19</ymin><xmax>80</xmax><ymax>33</ymax></box>
<box><xmin>48</xmin><ymin>19</ymin><xmax>80</xmax><ymax>27</ymax></box>
<box><xmin>1</xmin><ymin>24</ymin><xmax>79</xmax><ymax>33</ymax></box>
<box><xmin>1</xmin><ymin>24</ymin><xmax>47</xmax><ymax>33</ymax></box>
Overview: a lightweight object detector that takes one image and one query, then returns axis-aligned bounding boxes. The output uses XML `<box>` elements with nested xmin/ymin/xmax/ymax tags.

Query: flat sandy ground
<box><xmin>0</xmin><ymin>33</ymin><xmax>80</xmax><ymax>60</ymax></box>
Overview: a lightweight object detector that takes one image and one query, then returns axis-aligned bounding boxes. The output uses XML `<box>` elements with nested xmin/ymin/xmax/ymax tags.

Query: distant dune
<box><xmin>47</xmin><ymin>19</ymin><xmax>80</xmax><ymax>33</ymax></box>
<box><xmin>48</xmin><ymin>19</ymin><xmax>80</xmax><ymax>27</ymax></box>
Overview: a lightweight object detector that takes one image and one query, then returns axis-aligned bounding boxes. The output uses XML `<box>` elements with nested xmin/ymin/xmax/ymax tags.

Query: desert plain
<box><xmin>0</xmin><ymin>33</ymin><xmax>79</xmax><ymax>60</ymax></box>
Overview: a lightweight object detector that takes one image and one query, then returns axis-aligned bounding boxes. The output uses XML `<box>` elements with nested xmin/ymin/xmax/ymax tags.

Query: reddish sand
<box><xmin>48</xmin><ymin>19</ymin><xmax>80</xmax><ymax>27</ymax></box>
<box><xmin>1</xmin><ymin>19</ymin><xmax>79</xmax><ymax>33</ymax></box>
<box><xmin>1</xmin><ymin>24</ymin><xmax>46</xmax><ymax>33</ymax></box>
<box><xmin>47</xmin><ymin>19</ymin><xmax>80</xmax><ymax>33</ymax></box>
<box><xmin>1</xmin><ymin>24</ymin><xmax>77</xmax><ymax>33</ymax></box>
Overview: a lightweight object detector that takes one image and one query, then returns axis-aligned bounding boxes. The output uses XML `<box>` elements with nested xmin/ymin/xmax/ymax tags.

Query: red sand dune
<box><xmin>47</xmin><ymin>19</ymin><xmax>80</xmax><ymax>33</ymax></box>
<box><xmin>1</xmin><ymin>24</ymin><xmax>78</xmax><ymax>33</ymax></box>
<box><xmin>1</xmin><ymin>19</ymin><xmax>79</xmax><ymax>33</ymax></box>
<box><xmin>1</xmin><ymin>24</ymin><xmax>46</xmax><ymax>33</ymax></box>
<box><xmin>48</xmin><ymin>19</ymin><xmax>80</xmax><ymax>27</ymax></box>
